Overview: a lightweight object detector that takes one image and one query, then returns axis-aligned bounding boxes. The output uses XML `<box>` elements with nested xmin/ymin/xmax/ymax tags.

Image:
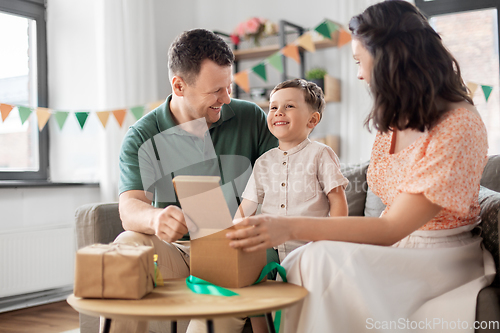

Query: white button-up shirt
<box><xmin>242</xmin><ymin>138</ymin><xmax>348</xmax><ymax>260</ymax></box>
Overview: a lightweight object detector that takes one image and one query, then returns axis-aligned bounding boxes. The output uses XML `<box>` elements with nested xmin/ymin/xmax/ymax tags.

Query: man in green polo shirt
<box><xmin>112</xmin><ymin>29</ymin><xmax>277</xmax><ymax>333</ymax></box>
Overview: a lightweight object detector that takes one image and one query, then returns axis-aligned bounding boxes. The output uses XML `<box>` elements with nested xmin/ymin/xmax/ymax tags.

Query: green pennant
<box><xmin>54</xmin><ymin>111</ymin><xmax>70</xmax><ymax>130</ymax></box>
<box><xmin>130</xmin><ymin>106</ymin><xmax>144</xmax><ymax>120</ymax></box>
<box><xmin>315</xmin><ymin>21</ymin><xmax>332</xmax><ymax>39</ymax></box>
<box><xmin>252</xmin><ymin>62</ymin><xmax>267</xmax><ymax>82</ymax></box>
<box><xmin>75</xmin><ymin>112</ymin><xmax>90</xmax><ymax>129</ymax></box>
<box><xmin>481</xmin><ymin>85</ymin><xmax>493</xmax><ymax>102</ymax></box>
<box><xmin>326</xmin><ymin>20</ymin><xmax>338</xmax><ymax>34</ymax></box>
<box><xmin>267</xmin><ymin>52</ymin><xmax>284</xmax><ymax>73</ymax></box>
<box><xmin>17</xmin><ymin>106</ymin><xmax>32</xmax><ymax>125</ymax></box>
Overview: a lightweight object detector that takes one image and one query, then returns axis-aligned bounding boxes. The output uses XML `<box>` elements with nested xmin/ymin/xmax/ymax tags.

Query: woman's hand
<box><xmin>226</xmin><ymin>214</ymin><xmax>292</xmax><ymax>252</ymax></box>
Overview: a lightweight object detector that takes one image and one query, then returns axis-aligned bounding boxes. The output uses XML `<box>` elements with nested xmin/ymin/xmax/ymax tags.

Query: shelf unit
<box><xmin>224</xmin><ymin>20</ymin><xmax>341</xmax><ymax>105</ymax></box>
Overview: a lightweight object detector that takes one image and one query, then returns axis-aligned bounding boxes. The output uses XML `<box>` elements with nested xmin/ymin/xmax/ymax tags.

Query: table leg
<box><xmin>102</xmin><ymin>318</ymin><xmax>112</xmax><ymax>333</ymax></box>
<box><xmin>206</xmin><ymin>319</ymin><xmax>214</xmax><ymax>333</ymax></box>
<box><xmin>265</xmin><ymin>313</ymin><xmax>276</xmax><ymax>333</ymax></box>
<box><xmin>171</xmin><ymin>320</ymin><xmax>177</xmax><ymax>333</ymax></box>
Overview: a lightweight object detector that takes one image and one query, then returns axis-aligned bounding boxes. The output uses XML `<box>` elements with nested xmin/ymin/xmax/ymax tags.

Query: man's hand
<box><xmin>152</xmin><ymin>205</ymin><xmax>188</xmax><ymax>242</ymax></box>
<box><xmin>119</xmin><ymin>190</ymin><xmax>188</xmax><ymax>242</ymax></box>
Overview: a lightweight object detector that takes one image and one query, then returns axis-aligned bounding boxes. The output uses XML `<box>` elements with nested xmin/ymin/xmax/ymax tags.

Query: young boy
<box><xmin>235</xmin><ymin>78</ymin><xmax>349</xmax><ymax>332</ymax></box>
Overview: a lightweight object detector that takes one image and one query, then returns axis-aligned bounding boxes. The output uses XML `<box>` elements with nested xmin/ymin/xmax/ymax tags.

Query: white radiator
<box><xmin>0</xmin><ymin>225</ymin><xmax>75</xmax><ymax>298</ymax></box>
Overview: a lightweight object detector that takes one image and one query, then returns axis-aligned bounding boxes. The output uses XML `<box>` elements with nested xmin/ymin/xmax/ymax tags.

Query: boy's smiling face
<box><xmin>267</xmin><ymin>87</ymin><xmax>320</xmax><ymax>151</ymax></box>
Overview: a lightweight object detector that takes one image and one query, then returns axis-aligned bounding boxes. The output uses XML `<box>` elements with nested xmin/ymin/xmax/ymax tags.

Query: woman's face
<box><xmin>351</xmin><ymin>38</ymin><xmax>374</xmax><ymax>85</ymax></box>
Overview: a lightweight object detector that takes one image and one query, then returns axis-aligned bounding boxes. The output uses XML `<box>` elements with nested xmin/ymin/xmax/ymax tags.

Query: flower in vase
<box><xmin>231</xmin><ymin>17</ymin><xmax>278</xmax><ymax>47</ymax></box>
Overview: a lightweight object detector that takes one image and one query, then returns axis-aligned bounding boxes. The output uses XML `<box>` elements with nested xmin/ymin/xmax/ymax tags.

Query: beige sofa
<box><xmin>75</xmin><ymin>155</ymin><xmax>500</xmax><ymax>333</ymax></box>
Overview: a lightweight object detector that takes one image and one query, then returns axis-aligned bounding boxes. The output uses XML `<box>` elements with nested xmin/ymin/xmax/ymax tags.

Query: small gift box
<box><xmin>74</xmin><ymin>243</ymin><xmax>155</xmax><ymax>299</ymax></box>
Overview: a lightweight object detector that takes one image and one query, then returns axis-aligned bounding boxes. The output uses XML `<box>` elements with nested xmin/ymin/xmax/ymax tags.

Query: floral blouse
<box><xmin>367</xmin><ymin>108</ymin><xmax>488</xmax><ymax>230</ymax></box>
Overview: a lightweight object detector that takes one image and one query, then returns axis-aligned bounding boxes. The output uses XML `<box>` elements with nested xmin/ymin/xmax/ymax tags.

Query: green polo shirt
<box><xmin>119</xmin><ymin>95</ymin><xmax>278</xmax><ymax>209</ymax></box>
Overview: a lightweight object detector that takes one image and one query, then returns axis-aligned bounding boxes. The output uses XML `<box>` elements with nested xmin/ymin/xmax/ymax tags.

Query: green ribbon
<box><xmin>186</xmin><ymin>261</ymin><xmax>287</xmax><ymax>332</ymax></box>
<box><xmin>186</xmin><ymin>275</ymin><xmax>239</xmax><ymax>296</ymax></box>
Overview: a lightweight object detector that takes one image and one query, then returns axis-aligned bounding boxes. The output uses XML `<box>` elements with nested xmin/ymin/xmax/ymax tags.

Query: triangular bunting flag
<box><xmin>96</xmin><ymin>111</ymin><xmax>111</xmax><ymax>128</ymax></box>
<box><xmin>326</xmin><ymin>20</ymin><xmax>339</xmax><ymax>36</ymax></box>
<box><xmin>282</xmin><ymin>44</ymin><xmax>301</xmax><ymax>64</ymax></box>
<box><xmin>36</xmin><ymin>107</ymin><xmax>51</xmax><ymax>131</ymax></box>
<box><xmin>0</xmin><ymin>103</ymin><xmax>14</xmax><ymax>122</ymax></box>
<box><xmin>296</xmin><ymin>33</ymin><xmax>316</xmax><ymax>52</ymax></box>
<box><xmin>54</xmin><ymin>111</ymin><xmax>69</xmax><ymax>130</ymax></box>
<box><xmin>130</xmin><ymin>106</ymin><xmax>145</xmax><ymax>120</ymax></box>
<box><xmin>75</xmin><ymin>112</ymin><xmax>90</xmax><ymax>130</ymax></box>
<box><xmin>18</xmin><ymin>106</ymin><xmax>32</xmax><ymax>125</ymax></box>
<box><xmin>267</xmin><ymin>52</ymin><xmax>284</xmax><ymax>73</ymax></box>
<box><xmin>337</xmin><ymin>29</ymin><xmax>352</xmax><ymax>47</ymax></box>
<box><xmin>234</xmin><ymin>70</ymin><xmax>250</xmax><ymax>93</ymax></box>
<box><xmin>481</xmin><ymin>85</ymin><xmax>493</xmax><ymax>102</ymax></box>
<box><xmin>252</xmin><ymin>63</ymin><xmax>267</xmax><ymax>82</ymax></box>
<box><xmin>112</xmin><ymin>109</ymin><xmax>127</xmax><ymax>127</ymax></box>
<box><xmin>467</xmin><ymin>82</ymin><xmax>478</xmax><ymax>96</ymax></box>
<box><xmin>148</xmin><ymin>100</ymin><xmax>163</xmax><ymax>111</ymax></box>
<box><xmin>315</xmin><ymin>21</ymin><xmax>331</xmax><ymax>39</ymax></box>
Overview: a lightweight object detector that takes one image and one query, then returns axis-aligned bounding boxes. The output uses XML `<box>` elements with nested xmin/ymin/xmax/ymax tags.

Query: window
<box><xmin>0</xmin><ymin>0</ymin><xmax>48</xmax><ymax>180</ymax></box>
<box><xmin>416</xmin><ymin>0</ymin><xmax>500</xmax><ymax>155</ymax></box>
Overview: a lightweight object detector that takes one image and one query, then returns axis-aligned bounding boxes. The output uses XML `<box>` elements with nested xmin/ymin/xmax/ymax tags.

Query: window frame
<box><xmin>0</xmin><ymin>0</ymin><xmax>48</xmax><ymax>181</ymax></box>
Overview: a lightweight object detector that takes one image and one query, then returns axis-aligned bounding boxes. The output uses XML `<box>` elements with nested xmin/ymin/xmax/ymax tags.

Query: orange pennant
<box><xmin>148</xmin><ymin>100</ymin><xmax>163</xmax><ymax>112</ymax></box>
<box><xmin>296</xmin><ymin>33</ymin><xmax>316</xmax><ymax>52</ymax></box>
<box><xmin>337</xmin><ymin>29</ymin><xmax>352</xmax><ymax>47</ymax></box>
<box><xmin>36</xmin><ymin>107</ymin><xmax>51</xmax><ymax>131</ymax></box>
<box><xmin>112</xmin><ymin>109</ymin><xmax>127</xmax><ymax>127</ymax></box>
<box><xmin>281</xmin><ymin>44</ymin><xmax>301</xmax><ymax>64</ymax></box>
<box><xmin>466</xmin><ymin>82</ymin><xmax>479</xmax><ymax>97</ymax></box>
<box><xmin>0</xmin><ymin>103</ymin><xmax>14</xmax><ymax>122</ymax></box>
<box><xmin>96</xmin><ymin>111</ymin><xmax>111</xmax><ymax>128</ymax></box>
<box><xmin>234</xmin><ymin>70</ymin><xmax>250</xmax><ymax>93</ymax></box>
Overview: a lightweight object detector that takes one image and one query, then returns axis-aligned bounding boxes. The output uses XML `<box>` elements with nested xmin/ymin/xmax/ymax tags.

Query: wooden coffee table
<box><xmin>67</xmin><ymin>278</ymin><xmax>307</xmax><ymax>333</ymax></box>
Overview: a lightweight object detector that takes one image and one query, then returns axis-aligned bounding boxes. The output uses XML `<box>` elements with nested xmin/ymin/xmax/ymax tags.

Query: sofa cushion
<box><xmin>481</xmin><ymin>155</ymin><xmax>500</xmax><ymax>193</ymax></box>
<box><xmin>364</xmin><ymin>187</ymin><xmax>386</xmax><ymax>217</ymax></box>
<box><xmin>342</xmin><ymin>162</ymin><xmax>369</xmax><ymax>216</ymax></box>
<box><xmin>477</xmin><ymin>186</ymin><xmax>500</xmax><ymax>287</ymax></box>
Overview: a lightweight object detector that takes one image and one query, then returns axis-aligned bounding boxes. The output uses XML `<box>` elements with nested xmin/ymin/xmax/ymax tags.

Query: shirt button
<box><xmin>281</xmin><ymin>182</ymin><xmax>285</xmax><ymax>187</ymax></box>
<box><xmin>282</xmin><ymin>162</ymin><xmax>286</xmax><ymax>166</ymax></box>
<box><xmin>283</xmin><ymin>152</ymin><xmax>287</xmax><ymax>156</ymax></box>
<box><xmin>281</xmin><ymin>204</ymin><xmax>285</xmax><ymax>208</ymax></box>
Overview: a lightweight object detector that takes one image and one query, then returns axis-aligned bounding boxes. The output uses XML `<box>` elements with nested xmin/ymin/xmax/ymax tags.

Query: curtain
<box><xmin>48</xmin><ymin>0</ymin><xmax>158</xmax><ymax>202</ymax></box>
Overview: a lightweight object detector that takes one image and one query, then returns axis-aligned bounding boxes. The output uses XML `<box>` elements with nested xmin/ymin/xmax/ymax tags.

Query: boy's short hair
<box><xmin>270</xmin><ymin>78</ymin><xmax>326</xmax><ymax>118</ymax></box>
<box><xmin>168</xmin><ymin>29</ymin><xmax>234</xmax><ymax>85</ymax></box>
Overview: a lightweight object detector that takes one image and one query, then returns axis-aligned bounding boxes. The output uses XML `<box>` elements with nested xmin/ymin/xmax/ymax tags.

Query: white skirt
<box><xmin>280</xmin><ymin>225</ymin><xmax>496</xmax><ymax>333</ymax></box>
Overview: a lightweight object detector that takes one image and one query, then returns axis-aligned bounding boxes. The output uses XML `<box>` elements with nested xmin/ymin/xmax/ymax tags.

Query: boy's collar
<box><xmin>278</xmin><ymin>138</ymin><xmax>311</xmax><ymax>155</ymax></box>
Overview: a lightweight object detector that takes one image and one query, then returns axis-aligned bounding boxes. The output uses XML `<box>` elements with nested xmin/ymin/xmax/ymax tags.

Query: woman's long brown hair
<box><xmin>349</xmin><ymin>0</ymin><xmax>473</xmax><ymax>133</ymax></box>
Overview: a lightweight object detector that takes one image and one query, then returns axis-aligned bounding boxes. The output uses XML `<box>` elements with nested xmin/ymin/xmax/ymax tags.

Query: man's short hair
<box><xmin>270</xmin><ymin>78</ymin><xmax>326</xmax><ymax>119</ymax></box>
<box><xmin>168</xmin><ymin>29</ymin><xmax>234</xmax><ymax>85</ymax></box>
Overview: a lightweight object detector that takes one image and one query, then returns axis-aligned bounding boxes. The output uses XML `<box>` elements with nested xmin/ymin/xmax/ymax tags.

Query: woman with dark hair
<box><xmin>227</xmin><ymin>1</ymin><xmax>495</xmax><ymax>331</ymax></box>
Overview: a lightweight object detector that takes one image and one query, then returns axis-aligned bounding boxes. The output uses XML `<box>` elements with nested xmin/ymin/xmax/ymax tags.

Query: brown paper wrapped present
<box><xmin>74</xmin><ymin>243</ymin><xmax>155</xmax><ymax>299</ymax></box>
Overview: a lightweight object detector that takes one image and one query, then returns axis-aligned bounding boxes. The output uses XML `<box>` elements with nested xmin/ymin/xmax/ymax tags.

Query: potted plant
<box><xmin>306</xmin><ymin>68</ymin><xmax>328</xmax><ymax>91</ymax></box>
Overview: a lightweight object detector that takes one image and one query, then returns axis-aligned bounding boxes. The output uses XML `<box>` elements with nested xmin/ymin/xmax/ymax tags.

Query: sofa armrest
<box><xmin>475</xmin><ymin>286</ymin><xmax>500</xmax><ymax>332</ymax></box>
<box><xmin>75</xmin><ymin>202</ymin><xmax>124</xmax><ymax>249</ymax></box>
<box><xmin>478</xmin><ymin>187</ymin><xmax>500</xmax><ymax>287</ymax></box>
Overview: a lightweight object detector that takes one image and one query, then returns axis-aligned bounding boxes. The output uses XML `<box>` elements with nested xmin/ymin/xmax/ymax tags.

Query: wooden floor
<box><xmin>0</xmin><ymin>301</ymin><xmax>79</xmax><ymax>333</ymax></box>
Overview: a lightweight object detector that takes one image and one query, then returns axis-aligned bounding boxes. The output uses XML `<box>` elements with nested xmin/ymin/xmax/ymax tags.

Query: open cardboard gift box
<box><xmin>174</xmin><ymin>175</ymin><xmax>266</xmax><ymax>288</ymax></box>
